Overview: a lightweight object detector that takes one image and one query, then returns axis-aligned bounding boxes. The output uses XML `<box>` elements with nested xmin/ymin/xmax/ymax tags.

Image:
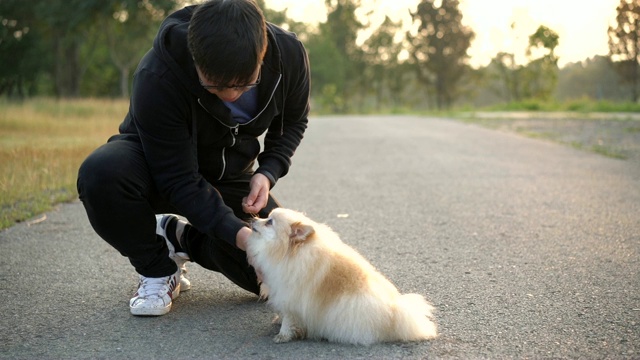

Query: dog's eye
<box><xmin>265</xmin><ymin>218</ymin><xmax>273</xmax><ymax>226</ymax></box>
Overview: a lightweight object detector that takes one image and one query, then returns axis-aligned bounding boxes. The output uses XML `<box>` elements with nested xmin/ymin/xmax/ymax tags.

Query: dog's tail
<box><xmin>393</xmin><ymin>293</ymin><xmax>438</xmax><ymax>341</ymax></box>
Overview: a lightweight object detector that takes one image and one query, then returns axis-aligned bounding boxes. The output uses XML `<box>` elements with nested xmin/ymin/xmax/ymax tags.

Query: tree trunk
<box><xmin>633</xmin><ymin>17</ymin><xmax>639</xmax><ymax>102</ymax></box>
<box><xmin>120</xmin><ymin>67</ymin><xmax>130</xmax><ymax>99</ymax></box>
<box><xmin>53</xmin><ymin>36</ymin><xmax>81</xmax><ymax>98</ymax></box>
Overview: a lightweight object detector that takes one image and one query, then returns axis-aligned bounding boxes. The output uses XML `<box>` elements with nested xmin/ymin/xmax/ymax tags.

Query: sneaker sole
<box><xmin>130</xmin><ymin>303</ymin><xmax>172</xmax><ymax>316</ymax></box>
<box><xmin>180</xmin><ymin>278</ymin><xmax>191</xmax><ymax>291</ymax></box>
<box><xmin>130</xmin><ymin>283</ymin><xmax>181</xmax><ymax>316</ymax></box>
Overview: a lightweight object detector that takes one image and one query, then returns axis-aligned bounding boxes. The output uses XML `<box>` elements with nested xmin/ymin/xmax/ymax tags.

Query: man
<box><xmin>77</xmin><ymin>0</ymin><xmax>310</xmax><ymax>316</ymax></box>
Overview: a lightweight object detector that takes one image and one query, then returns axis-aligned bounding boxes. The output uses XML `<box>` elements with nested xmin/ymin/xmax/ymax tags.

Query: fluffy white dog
<box><xmin>246</xmin><ymin>208</ymin><xmax>438</xmax><ymax>345</ymax></box>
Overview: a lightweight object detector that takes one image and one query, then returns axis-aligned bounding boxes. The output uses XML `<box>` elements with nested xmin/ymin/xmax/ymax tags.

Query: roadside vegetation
<box><xmin>454</xmin><ymin>112</ymin><xmax>640</xmax><ymax>161</ymax></box>
<box><xmin>483</xmin><ymin>99</ymin><xmax>640</xmax><ymax>113</ymax></box>
<box><xmin>1</xmin><ymin>0</ymin><xmax>639</xmax><ymax>230</ymax></box>
<box><xmin>1</xmin><ymin>98</ymin><xmax>639</xmax><ymax>231</ymax></box>
<box><xmin>0</xmin><ymin>98</ymin><xmax>125</xmax><ymax>229</ymax></box>
<box><xmin>452</xmin><ymin>99</ymin><xmax>640</xmax><ymax>161</ymax></box>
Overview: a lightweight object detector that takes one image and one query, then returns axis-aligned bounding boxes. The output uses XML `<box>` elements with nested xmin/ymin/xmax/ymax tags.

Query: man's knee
<box><xmin>77</xmin><ymin>141</ymin><xmax>147</xmax><ymax>203</ymax></box>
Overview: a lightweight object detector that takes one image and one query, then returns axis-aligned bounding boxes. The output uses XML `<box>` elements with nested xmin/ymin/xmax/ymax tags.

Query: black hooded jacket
<box><xmin>112</xmin><ymin>5</ymin><xmax>310</xmax><ymax>246</ymax></box>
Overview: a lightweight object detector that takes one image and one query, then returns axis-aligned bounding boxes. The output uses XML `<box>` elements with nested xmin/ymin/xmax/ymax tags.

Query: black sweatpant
<box><xmin>77</xmin><ymin>138</ymin><xmax>278</xmax><ymax>295</ymax></box>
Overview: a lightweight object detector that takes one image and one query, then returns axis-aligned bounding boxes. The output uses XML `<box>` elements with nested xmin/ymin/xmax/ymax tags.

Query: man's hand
<box><xmin>236</xmin><ymin>226</ymin><xmax>252</xmax><ymax>251</ymax></box>
<box><xmin>242</xmin><ymin>173</ymin><xmax>270</xmax><ymax>214</ymax></box>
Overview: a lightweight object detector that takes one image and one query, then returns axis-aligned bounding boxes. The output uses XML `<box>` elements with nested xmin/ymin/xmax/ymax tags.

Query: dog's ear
<box><xmin>290</xmin><ymin>222</ymin><xmax>315</xmax><ymax>242</ymax></box>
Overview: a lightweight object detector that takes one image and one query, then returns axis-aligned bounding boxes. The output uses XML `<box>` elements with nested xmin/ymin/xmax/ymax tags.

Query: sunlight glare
<box><xmin>264</xmin><ymin>0</ymin><xmax>620</xmax><ymax>68</ymax></box>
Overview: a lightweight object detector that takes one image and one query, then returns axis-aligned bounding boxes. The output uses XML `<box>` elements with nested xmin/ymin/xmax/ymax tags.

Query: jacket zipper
<box><xmin>197</xmin><ymin>73</ymin><xmax>282</xmax><ymax>180</ymax></box>
<box><xmin>218</xmin><ymin>127</ymin><xmax>237</xmax><ymax>180</ymax></box>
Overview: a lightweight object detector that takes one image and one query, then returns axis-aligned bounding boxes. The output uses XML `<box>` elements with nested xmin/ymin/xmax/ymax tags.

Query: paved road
<box><xmin>1</xmin><ymin>115</ymin><xmax>638</xmax><ymax>359</ymax></box>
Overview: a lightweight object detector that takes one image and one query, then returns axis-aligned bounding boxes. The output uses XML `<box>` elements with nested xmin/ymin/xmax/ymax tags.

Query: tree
<box><xmin>556</xmin><ymin>56</ymin><xmax>628</xmax><ymax>101</ymax></box>
<box><xmin>102</xmin><ymin>1</ymin><xmax>174</xmax><ymax>98</ymax></box>
<box><xmin>305</xmin><ymin>26</ymin><xmax>349</xmax><ymax>112</ymax></box>
<box><xmin>320</xmin><ymin>0</ymin><xmax>366</xmax><ymax>112</ymax></box>
<box><xmin>608</xmin><ymin>0</ymin><xmax>640</xmax><ymax>102</ymax></box>
<box><xmin>521</xmin><ymin>25</ymin><xmax>559</xmax><ymax>100</ymax></box>
<box><xmin>488</xmin><ymin>51</ymin><xmax>521</xmax><ymax>103</ymax></box>
<box><xmin>361</xmin><ymin>16</ymin><xmax>403</xmax><ymax>110</ymax></box>
<box><xmin>6</xmin><ymin>0</ymin><xmax>178</xmax><ymax>98</ymax></box>
<box><xmin>406</xmin><ymin>0</ymin><xmax>475</xmax><ymax>109</ymax></box>
<box><xmin>35</xmin><ymin>0</ymin><xmax>112</xmax><ymax>98</ymax></box>
<box><xmin>0</xmin><ymin>0</ymin><xmax>50</xmax><ymax>97</ymax></box>
<box><xmin>485</xmin><ymin>25</ymin><xmax>559</xmax><ymax>104</ymax></box>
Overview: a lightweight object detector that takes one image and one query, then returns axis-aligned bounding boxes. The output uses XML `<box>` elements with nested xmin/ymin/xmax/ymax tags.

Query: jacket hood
<box><xmin>152</xmin><ymin>5</ymin><xmax>285</xmax><ymax>128</ymax></box>
<box><xmin>153</xmin><ymin>6</ymin><xmax>202</xmax><ymax>96</ymax></box>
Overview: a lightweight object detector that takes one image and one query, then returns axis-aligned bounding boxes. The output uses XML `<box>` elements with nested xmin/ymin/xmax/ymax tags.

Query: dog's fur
<box><xmin>246</xmin><ymin>208</ymin><xmax>438</xmax><ymax>345</ymax></box>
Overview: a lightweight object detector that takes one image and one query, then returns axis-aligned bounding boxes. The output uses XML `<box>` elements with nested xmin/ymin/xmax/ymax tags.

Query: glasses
<box><xmin>198</xmin><ymin>66</ymin><xmax>261</xmax><ymax>92</ymax></box>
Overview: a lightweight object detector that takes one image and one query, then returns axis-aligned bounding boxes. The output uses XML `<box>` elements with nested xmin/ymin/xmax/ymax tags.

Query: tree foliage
<box><xmin>0</xmin><ymin>0</ymin><xmax>176</xmax><ymax>98</ymax></box>
<box><xmin>487</xmin><ymin>52</ymin><xmax>520</xmax><ymax>103</ymax></box>
<box><xmin>406</xmin><ymin>0</ymin><xmax>475</xmax><ymax>109</ymax></box>
<box><xmin>608</xmin><ymin>0</ymin><xmax>640</xmax><ymax>101</ymax></box>
<box><xmin>556</xmin><ymin>56</ymin><xmax>628</xmax><ymax>101</ymax></box>
<box><xmin>0</xmin><ymin>0</ymin><xmax>49</xmax><ymax>97</ymax></box>
<box><xmin>486</xmin><ymin>25</ymin><xmax>559</xmax><ymax>103</ymax></box>
<box><xmin>522</xmin><ymin>25</ymin><xmax>559</xmax><ymax>100</ymax></box>
<box><xmin>320</xmin><ymin>0</ymin><xmax>366</xmax><ymax>111</ymax></box>
<box><xmin>103</xmin><ymin>1</ymin><xmax>174</xmax><ymax>98</ymax></box>
<box><xmin>361</xmin><ymin>16</ymin><xmax>404</xmax><ymax>109</ymax></box>
<box><xmin>0</xmin><ymin>0</ymin><xmax>636</xmax><ymax>110</ymax></box>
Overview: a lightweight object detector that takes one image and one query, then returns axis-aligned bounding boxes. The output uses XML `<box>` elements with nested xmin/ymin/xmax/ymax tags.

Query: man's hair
<box><xmin>188</xmin><ymin>0</ymin><xmax>267</xmax><ymax>86</ymax></box>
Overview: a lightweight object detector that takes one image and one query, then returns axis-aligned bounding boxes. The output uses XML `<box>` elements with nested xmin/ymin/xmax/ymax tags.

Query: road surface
<box><xmin>1</xmin><ymin>115</ymin><xmax>638</xmax><ymax>359</ymax></box>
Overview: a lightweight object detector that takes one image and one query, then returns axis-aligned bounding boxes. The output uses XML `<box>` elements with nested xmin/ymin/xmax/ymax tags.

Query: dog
<box><xmin>246</xmin><ymin>208</ymin><xmax>438</xmax><ymax>345</ymax></box>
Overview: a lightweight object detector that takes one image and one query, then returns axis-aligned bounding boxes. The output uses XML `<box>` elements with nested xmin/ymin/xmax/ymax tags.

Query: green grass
<box><xmin>482</xmin><ymin>98</ymin><xmax>640</xmax><ymax>113</ymax></box>
<box><xmin>1</xmin><ymin>97</ymin><xmax>637</xmax><ymax>231</ymax></box>
<box><xmin>0</xmin><ymin>98</ymin><xmax>126</xmax><ymax>230</ymax></box>
<box><xmin>589</xmin><ymin>144</ymin><xmax>627</xmax><ymax>159</ymax></box>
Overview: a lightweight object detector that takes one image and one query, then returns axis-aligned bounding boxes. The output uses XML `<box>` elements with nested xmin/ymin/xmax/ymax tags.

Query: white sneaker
<box><xmin>156</xmin><ymin>214</ymin><xmax>191</xmax><ymax>291</ymax></box>
<box><xmin>129</xmin><ymin>269</ymin><xmax>180</xmax><ymax>316</ymax></box>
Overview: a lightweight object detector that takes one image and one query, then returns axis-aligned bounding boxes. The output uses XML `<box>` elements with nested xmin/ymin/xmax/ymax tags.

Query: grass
<box><xmin>0</xmin><ymin>98</ymin><xmax>126</xmax><ymax>230</ymax></box>
<box><xmin>482</xmin><ymin>98</ymin><xmax>640</xmax><ymax>113</ymax></box>
<box><xmin>0</xmin><ymin>97</ymin><xmax>637</xmax><ymax>231</ymax></box>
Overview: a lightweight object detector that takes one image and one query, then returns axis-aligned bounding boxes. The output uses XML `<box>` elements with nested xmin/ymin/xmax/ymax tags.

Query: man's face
<box><xmin>196</xmin><ymin>65</ymin><xmax>261</xmax><ymax>102</ymax></box>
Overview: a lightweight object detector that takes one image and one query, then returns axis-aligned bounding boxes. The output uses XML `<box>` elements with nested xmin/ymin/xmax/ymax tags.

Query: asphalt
<box><xmin>1</xmin><ymin>115</ymin><xmax>639</xmax><ymax>359</ymax></box>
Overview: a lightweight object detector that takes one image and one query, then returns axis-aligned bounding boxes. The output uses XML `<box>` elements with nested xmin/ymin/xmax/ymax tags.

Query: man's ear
<box><xmin>290</xmin><ymin>222</ymin><xmax>315</xmax><ymax>242</ymax></box>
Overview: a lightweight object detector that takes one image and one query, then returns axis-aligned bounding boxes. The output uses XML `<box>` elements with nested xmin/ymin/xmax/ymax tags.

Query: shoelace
<box><xmin>138</xmin><ymin>276</ymin><xmax>170</xmax><ymax>297</ymax></box>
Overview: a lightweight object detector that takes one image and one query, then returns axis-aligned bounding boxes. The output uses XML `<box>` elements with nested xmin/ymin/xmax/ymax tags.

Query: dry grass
<box><xmin>3</xmin><ymin>98</ymin><xmax>637</xmax><ymax>231</ymax></box>
<box><xmin>0</xmin><ymin>98</ymin><xmax>126</xmax><ymax>229</ymax></box>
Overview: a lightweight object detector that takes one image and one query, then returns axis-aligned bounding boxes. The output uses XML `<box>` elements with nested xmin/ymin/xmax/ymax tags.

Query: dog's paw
<box><xmin>292</xmin><ymin>326</ymin><xmax>306</xmax><ymax>340</ymax></box>
<box><xmin>273</xmin><ymin>333</ymin><xmax>293</xmax><ymax>343</ymax></box>
<box><xmin>273</xmin><ymin>326</ymin><xmax>306</xmax><ymax>343</ymax></box>
<box><xmin>259</xmin><ymin>283</ymin><xmax>270</xmax><ymax>300</ymax></box>
<box><xmin>272</xmin><ymin>314</ymin><xmax>281</xmax><ymax>325</ymax></box>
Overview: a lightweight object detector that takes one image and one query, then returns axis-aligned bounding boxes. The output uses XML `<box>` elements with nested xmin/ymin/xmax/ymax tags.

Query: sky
<box><xmin>263</xmin><ymin>0</ymin><xmax>620</xmax><ymax>68</ymax></box>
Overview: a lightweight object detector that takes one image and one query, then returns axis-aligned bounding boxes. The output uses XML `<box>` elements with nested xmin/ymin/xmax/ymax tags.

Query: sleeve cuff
<box><xmin>213</xmin><ymin>214</ymin><xmax>248</xmax><ymax>248</ymax></box>
<box><xmin>255</xmin><ymin>168</ymin><xmax>277</xmax><ymax>188</ymax></box>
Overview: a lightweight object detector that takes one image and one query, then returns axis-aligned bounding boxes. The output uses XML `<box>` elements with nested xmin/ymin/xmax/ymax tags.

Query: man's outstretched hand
<box><xmin>242</xmin><ymin>173</ymin><xmax>270</xmax><ymax>214</ymax></box>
